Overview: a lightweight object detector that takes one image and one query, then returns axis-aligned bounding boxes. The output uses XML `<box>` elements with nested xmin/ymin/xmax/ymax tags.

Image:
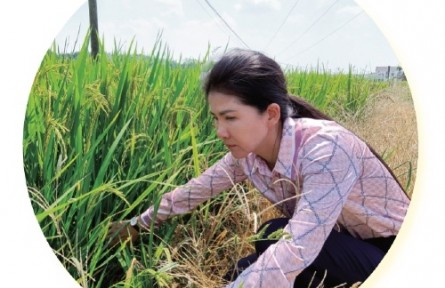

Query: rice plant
<box><xmin>23</xmin><ymin>35</ymin><xmax>396</xmax><ymax>287</ymax></box>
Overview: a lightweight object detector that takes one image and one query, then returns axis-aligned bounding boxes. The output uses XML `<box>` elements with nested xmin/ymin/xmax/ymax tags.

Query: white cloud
<box><xmin>152</xmin><ymin>0</ymin><xmax>184</xmax><ymax>17</ymax></box>
<box><xmin>130</xmin><ymin>18</ymin><xmax>167</xmax><ymax>32</ymax></box>
<box><xmin>234</xmin><ymin>3</ymin><xmax>243</xmax><ymax>12</ymax></box>
<box><xmin>98</xmin><ymin>17</ymin><xmax>168</xmax><ymax>52</ymax></box>
<box><xmin>244</xmin><ymin>0</ymin><xmax>282</xmax><ymax>11</ymax></box>
<box><xmin>314</xmin><ymin>0</ymin><xmax>334</xmax><ymax>7</ymax></box>
<box><xmin>167</xmin><ymin>18</ymin><xmax>235</xmax><ymax>59</ymax></box>
<box><xmin>337</xmin><ymin>5</ymin><xmax>363</xmax><ymax>15</ymax></box>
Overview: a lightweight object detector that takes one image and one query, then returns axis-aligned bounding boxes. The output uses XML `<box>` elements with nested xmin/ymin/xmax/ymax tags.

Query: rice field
<box><xmin>22</xmin><ymin>37</ymin><xmax>410</xmax><ymax>287</ymax></box>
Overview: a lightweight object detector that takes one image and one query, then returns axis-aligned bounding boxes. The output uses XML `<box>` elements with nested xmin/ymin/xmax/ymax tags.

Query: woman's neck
<box><xmin>258</xmin><ymin>122</ymin><xmax>283</xmax><ymax>171</ymax></box>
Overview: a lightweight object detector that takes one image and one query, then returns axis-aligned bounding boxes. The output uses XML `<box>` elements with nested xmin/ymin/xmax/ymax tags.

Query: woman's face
<box><xmin>208</xmin><ymin>91</ymin><xmax>276</xmax><ymax>159</ymax></box>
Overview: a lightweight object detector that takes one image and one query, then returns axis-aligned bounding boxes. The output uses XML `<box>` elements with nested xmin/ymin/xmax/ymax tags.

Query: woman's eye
<box><xmin>226</xmin><ymin>116</ymin><xmax>235</xmax><ymax>121</ymax></box>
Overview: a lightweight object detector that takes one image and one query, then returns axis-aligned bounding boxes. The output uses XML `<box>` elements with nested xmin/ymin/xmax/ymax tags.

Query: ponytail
<box><xmin>288</xmin><ymin>94</ymin><xmax>333</xmax><ymax>121</ymax></box>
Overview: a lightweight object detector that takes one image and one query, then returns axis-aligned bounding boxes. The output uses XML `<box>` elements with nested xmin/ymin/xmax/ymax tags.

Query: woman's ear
<box><xmin>266</xmin><ymin>103</ymin><xmax>281</xmax><ymax>125</ymax></box>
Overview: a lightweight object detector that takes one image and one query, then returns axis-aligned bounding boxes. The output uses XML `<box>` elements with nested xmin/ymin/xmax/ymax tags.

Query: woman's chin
<box><xmin>229</xmin><ymin>148</ymin><xmax>249</xmax><ymax>159</ymax></box>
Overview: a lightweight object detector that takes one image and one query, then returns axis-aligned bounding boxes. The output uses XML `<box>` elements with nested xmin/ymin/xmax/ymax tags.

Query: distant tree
<box><xmin>88</xmin><ymin>0</ymin><xmax>99</xmax><ymax>60</ymax></box>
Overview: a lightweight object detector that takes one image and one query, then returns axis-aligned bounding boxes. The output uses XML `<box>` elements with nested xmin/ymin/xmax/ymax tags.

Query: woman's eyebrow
<box><xmin>210</xmin><ymin>109</ymin><xmax>237</xmax><ymax>116</ymax></box>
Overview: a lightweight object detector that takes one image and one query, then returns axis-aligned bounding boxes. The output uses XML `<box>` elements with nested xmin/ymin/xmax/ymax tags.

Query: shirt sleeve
<box><xmin>226</xmin><ymin>132</ymin><xmax>361</xmax><ymax>288</ymax></box>
<box><xmin>140</xmin><ymin>152</ymin><xmax>247</xmax><ymax>227</ymax></box>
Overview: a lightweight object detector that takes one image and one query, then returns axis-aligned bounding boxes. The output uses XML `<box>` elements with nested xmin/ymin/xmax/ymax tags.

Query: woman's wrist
<box><xmin>130</xmin><ymin>216</ymin><xmax>141</xmax><ymax>232</ymax></box>
<box><xmin>134</xmin><ymin>216</ymin><xmax>149</xmax><ymax>231</ymax></box>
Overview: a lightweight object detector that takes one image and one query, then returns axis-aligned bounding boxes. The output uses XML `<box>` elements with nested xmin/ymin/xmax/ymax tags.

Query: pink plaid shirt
<box><xmin>140</xmin><ymin>117</ymin><xmax>410</xmax><ymax>287</ymax></box>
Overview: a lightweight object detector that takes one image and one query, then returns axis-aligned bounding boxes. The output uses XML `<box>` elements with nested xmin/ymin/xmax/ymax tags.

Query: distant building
<box><xmin>368</xmin><ymin>66</ymin><xmax>406</xmax><ymax>81</ymax></box>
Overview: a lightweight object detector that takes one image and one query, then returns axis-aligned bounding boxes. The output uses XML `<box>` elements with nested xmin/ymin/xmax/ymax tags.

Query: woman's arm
<box><xmin>140</xmin><ymin>152</ymin><xmax>247</xmax><ymax>227</ymax></box>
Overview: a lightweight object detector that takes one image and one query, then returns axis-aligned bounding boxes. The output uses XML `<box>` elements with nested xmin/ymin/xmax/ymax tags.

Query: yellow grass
<box><xmin>342</xmin><ymin>81</ymin><xmax>417</xmax><ymax>197</ymax></box>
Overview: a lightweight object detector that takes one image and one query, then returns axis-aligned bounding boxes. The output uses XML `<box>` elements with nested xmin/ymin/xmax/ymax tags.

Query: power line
<box><xmin>195</xmin><ymin>0</ymin><xmax>232</xmax><ymax>44</ymax></box>
<box><xmin>276</xmin><ymin>0</ymin><xmax>341</xmax><ymax>56</ymax></box>
<box><xmin>285</xmin><ymin>10</ymin><xmax>364</xmax><ymax>63</ymax></box>
<box><xmin>203</xmin><ymin>0</ymin><xmax>250</xmax><ymax>49</ymax></box>
<box><xmin>263</xmin><ymin>0</ymin><xmax>301</xmax><ymax>51</ymax></box>
<box><xmin>195</xmin><ymin>0</ymin><xmax>217</xmax><ymax>22</ymax></box>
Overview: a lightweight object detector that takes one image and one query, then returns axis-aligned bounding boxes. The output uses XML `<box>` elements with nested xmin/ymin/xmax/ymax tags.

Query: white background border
<box><xmin>0</xmin><ymin>0</ymin><xmax>444</xmax><ymax>287</ymax></box>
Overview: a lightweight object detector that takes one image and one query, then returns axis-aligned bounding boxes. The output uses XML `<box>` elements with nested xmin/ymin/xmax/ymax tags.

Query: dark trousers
<box><xmin>224</xmin><ymin>218</ymin><xmax>395</xmax><ymax>287</ymax></box>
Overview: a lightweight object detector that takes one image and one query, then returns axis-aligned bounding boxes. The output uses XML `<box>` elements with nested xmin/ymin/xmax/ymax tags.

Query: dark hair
<box><xmin>203</xmin><ymin>48</ymin><xmax>332</xmax><ymax>122</ymax></box>
<box><xmin>203</xmin><ymin>48</ymin><xmax>405</xmax><ymax>192</ymax></box>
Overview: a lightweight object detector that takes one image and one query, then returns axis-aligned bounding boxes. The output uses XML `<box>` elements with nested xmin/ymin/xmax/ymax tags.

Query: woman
<box><xmin>110</xmin><ymin>49</ymin><xmax>410</xmax><ymax>287</ymax></box>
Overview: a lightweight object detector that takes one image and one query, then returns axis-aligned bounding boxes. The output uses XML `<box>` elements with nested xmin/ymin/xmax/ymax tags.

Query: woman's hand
<box><xmin>107</xmin><ymin>220</ymin><xmax>140</xmax><ymax>247</ymax></box>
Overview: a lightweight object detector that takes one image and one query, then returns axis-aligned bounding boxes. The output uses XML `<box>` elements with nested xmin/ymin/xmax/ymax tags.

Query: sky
<box><xmin>55</xmin><ymin>0</ymin><xmax>400</xmax><ymax>73</ymax></box>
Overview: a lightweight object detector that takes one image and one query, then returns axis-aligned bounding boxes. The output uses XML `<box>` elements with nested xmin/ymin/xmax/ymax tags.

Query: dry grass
<box><xmin>342</xmin><ymin>81</ymin><xmax>417</xmax><ymax>197</ymax></box>
<box><xmin>167</xmin><ymin>185</ymin><xmax>283</xmax><ymax>287</ymax></box>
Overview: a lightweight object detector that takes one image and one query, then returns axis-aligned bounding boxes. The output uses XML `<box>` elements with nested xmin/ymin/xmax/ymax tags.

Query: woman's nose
<box><xmin>216</xmin><ymin>123</ymin><xmax>229</xmax><ymax>139</ymax></box>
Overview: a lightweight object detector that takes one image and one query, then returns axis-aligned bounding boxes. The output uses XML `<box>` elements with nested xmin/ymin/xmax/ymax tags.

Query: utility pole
<box><xmin>88</xmin><ymin>0</ymin><xmax>99</xmax><ymax>60</ymax></box>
